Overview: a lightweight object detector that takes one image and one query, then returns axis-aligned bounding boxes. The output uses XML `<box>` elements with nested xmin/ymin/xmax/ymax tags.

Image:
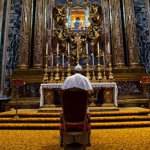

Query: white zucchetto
<box><xmin>75</xmin><ymin>64</ymin><xmax>82</xmax><ymax>72</ymax></box>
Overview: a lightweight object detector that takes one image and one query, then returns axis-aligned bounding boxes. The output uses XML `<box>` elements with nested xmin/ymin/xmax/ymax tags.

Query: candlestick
<box><xmin>86</xmin><ymin>53</ymin><xmax>90</xmax><ymax>80</ymax></box>
<box><xmin>68</xmin><ymin>43</ymin><xmax>70</xmax><ymax>54</ymax></box>
<box><xmin>86</xmin><ymin>42</ymin><xmax>88</xmax><ymax>54</ymax></box>
<box><xmin>43</xmin><ymin>55</ymin><xmax>48</xmax><ymax>82</ymax></box>
<box><xmin>92</xmin><ymin>53</ymin><xmax>94</xmax><ymax>66</ymax></box>
<box><xmin>46</xmin><ymin>43</ymin><xmax>48</xmax><ymax>55</ymax></box>
<box><xmin>108</xmin><ymin>42</ymin><xmax>110</xmax><ymax>54</ymax></box>
<box><xmin>103</xmin><ymin>52</ymin><xmax>105</xmax><ymax>66</ymax></box>
<box><xmin>53</xmin><ymin>18</ymin><xmax>54</xmax><ymax>30</ymax></box>
<box><xmin>62</xmin><ymin>54</ymin><xmax>64</xmax><ymax>67</ymax></box>
<box><xmin>51</xmin><ymin>53</ymin><xmax>53</xmax><ymax>67</ymax></box>
<box><xmin>92</xmin><ymin>53</ymin><xmax>96</xmax><ymax>82</ymax></box>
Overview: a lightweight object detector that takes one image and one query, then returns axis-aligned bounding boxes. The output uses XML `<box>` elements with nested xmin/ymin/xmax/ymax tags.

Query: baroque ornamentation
<box><xmin>53</xmin><ymin>1</ymin><xmax>103</xmax><ymax>64</ymax></box>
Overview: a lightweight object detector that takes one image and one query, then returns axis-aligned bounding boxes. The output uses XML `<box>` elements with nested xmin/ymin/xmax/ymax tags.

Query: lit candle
<box><xmin>57</xmin><ymin>43</ymin><xmax>59</xmax><ymax>55</ymax></box>
<box><xmin>86</xmin><ymin>42</ymin><xmax>88</xmax><ymax>54</ymax></box>
<box><xmin>92</xmin><ymin>53</ymin><xmax>94</xmax><ymax>66</ymax></box>
<box><xmin>97</xmin><ymin>42</ymin><xmax>99</xmax><ymax>54</ymax></box>
<box><xmin>53</xmin><ymin>18</ymin><xmax>54</xmax><ymax>30</ymax></box>
<box><xmin>46</xmin><ymin>43</ymin><xmax>48</xmax><ymax>55</ymax></box>
<box><xmin>51</xmin><ymin>53</ymin><xmax>53</xmax><ymax>67</ymax></box>
<box><xmin>103</xmin><ymin>52</ymin><xmax>105</xmax><ymax>66</ymax></box>
<box><xmin>108</xmin><ymin>42</ymin><xmax>110</xmax><ymax>54</ymax></box>
<box><xmin>62</xmin><ymin>53</ymin><xmax>64</xmax><ymax>67</ymax></box>
<box><xmin>68</xmin><ymin>43</ymin><xmax>70</xmax><ymax>54</ymax></box>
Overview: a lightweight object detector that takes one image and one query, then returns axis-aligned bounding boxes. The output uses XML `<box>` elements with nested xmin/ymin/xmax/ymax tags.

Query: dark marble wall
<box><xmin>6</xmin><ymin>0</ymin><xmax>22</xmax><ymax>76</ymax></box>
<box><xmin>134</xmin><ymin>0</ymin><xmax>150</xmax><ymax>72</ymax></box>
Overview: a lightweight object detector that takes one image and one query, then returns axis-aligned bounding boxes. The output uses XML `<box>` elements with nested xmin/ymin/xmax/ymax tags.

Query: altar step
<box><xmin>38</xmin><ymin>106</ymin><xmax>119</xmax><ymax>113</ymax></box>
<box><xmin>0</xmin><ymin>108</ymin><xmax>149</xmax><ymax>129</ymax></box>
<box><xmin>0</xmin><ymin>116</ymin><xmax>150</xmax><ymax>123</ymax></box>
<box><xmin>0</xmin><ymin>122</ymin><xmax>150</xmax><ymax>130</ymax></box>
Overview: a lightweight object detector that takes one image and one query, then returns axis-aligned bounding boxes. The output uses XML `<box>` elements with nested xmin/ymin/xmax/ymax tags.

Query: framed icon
<box><xmin>66</xmin><ymin>7</ymin><xmax>90</xmax><ymax>31</ymax></box>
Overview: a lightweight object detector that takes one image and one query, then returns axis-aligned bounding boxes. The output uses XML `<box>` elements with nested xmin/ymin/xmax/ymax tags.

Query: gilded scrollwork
<box><xmin>53</xmin><ymin>4</ymin><xmax>67</xmax><ymax>28</ymax></box>
<box><xmin>89</xmin><ymin>2</ymin><xmax>103</xmax><ymax>26</ymax></box>
<box><xmin>53</xmin><ymin>1</ymin><xmax>103</xmax><ymax>64</ymax></box>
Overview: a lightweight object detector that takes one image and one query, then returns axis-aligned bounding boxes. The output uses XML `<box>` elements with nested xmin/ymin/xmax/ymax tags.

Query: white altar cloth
<box><xmin>40</xmin><ymin>82</ymin><xmax>118</xmax><ymax>107</ymax></box>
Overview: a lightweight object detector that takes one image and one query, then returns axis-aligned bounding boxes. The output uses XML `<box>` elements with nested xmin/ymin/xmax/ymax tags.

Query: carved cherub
<box><xmin>54</xmin><ymin>4</ymin><xmax>67</xmax><ymax>27</ymax></box>
<box><xmin>89</xmin><ymin>2</ymin><xmax>102</xmax><ymax>25</ymax></box>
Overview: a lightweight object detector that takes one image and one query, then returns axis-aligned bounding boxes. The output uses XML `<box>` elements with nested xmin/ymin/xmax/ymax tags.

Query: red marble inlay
<box><xmin>141</xmin><ymin>76</ymin><xmax>150</xmax><ymax>83</ymax></box>
<box><xmin>11</xmin><ymin>79</ymin><xmax>25</xmax><ymax>85</ymax></box>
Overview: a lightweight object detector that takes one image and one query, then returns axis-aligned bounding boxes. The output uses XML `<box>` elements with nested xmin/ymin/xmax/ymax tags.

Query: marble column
<box><xmin>101</xmin><ymin>0</ymin><xmax>111</xmax><ymax>67</ymax></box>
<box><xmin>110</xmin><ymin>0</ymin><xmax>125</xmax><ymax>67</ymax></box>
<box><xmin>47</xmin><ymin>0</ymin><xmax>53</xmax><ymax>54</ymax></box>
<box><xmin>123</xmin><ymin>0</ymin><xmax>140</xmax><ymax>67</ymax></box>
<box><xmin>0</xmin><ymin>0</ymin><xmax>11</xmax><ymax>97</ymax></box>
<box><xmin>33</xmin><ymin>0</ymin><xmax>45</xmax><ymax>69</ymax></box>
<box><xmin>18</xmin><ymin>0</ymin><xmax>32</xmax><ymax>69</ymax></box>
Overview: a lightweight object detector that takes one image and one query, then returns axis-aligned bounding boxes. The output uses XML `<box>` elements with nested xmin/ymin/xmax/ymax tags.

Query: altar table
<box><xmin>40</xmin><ymin>82</ymin><xmax>118</xmax><ymax>107</ymax></box>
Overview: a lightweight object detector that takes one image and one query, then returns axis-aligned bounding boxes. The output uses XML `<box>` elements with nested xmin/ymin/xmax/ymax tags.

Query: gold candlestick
<box><xmin>92</xmin><ymin>66</ymin><xmax>96</xmax><ymax>82</ymax></box>
<box><xmin>86</xmin><ymin>54</ymin><xmax>91</xmax><ymax>80</ymax></box>
<box><xmin>61</xmin><ymin>67</ymin><xmax>65</xmax><ymax>82</ymax></box>
<box><xmin>91</xmin><ymin>53</ymin><xmax>96</xmax><ymax>82</ymax></box>
<box><xmin>108</xmin><ymin>62</ymin><xmax>114</xmax><ymax>80</ymax></box>
<box><xmin>55</xmin><ymin>55</ymin><xmax>60</xmax><ymax>81</ymax></box>
<box><xmin>43</xmin><ymin>55</ymin><xmax>49</xmax><ymax>82</ymax></box>
<box><xmin>97</xmin><ymin>53</ymin><xmax>102</xmax><ymax>81</ymax></box>
<box><xmin>102</xmin><ymin>68</ymin><xmax>107</xmax><ymax>81</ymax></box>
<box><xmin>49</xmin><ymin>67</ymin><xmax>54</xmax><ymax>83</ymax></box>
<box><xmin>67</xmin><ymin>55</ymin><xmax>71</xmax><ymax>77</ymax></box>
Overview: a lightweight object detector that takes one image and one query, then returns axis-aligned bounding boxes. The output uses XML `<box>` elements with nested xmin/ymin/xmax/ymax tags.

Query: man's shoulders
<box><xmin>65</xmin><ymin>75</ymin><xmax>75</xmax><ymax>81</ymax></box>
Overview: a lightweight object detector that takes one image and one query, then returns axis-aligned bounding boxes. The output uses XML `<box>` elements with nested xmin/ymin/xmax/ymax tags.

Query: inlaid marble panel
<box><xmin>134</xmin><ymin>0</ymin><xmax>150</xmax><ymax>72</ymax></box>
<box><xmin>117</xmin><ymin>81</ymin><xmax>143</xmax><ymax>96</ymax></box>
<box><xmin>18</xmin><ymin>83</ymin><xmax>40</xmax><ymax>97</ymax></box>
<box><xmin>6</xmin><ymin>0</ymin><xmax>22</xmax><ymax>76</ymax></box>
